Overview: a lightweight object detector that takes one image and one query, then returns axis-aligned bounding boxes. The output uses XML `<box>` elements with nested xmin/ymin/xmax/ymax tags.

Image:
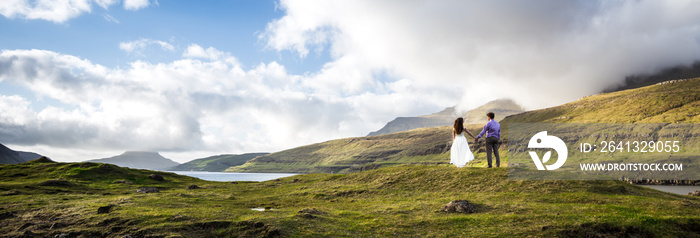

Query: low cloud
<box><xmin>263</xmin><ymin>0</ymin><xmax>700</xmax><ymax>111</ymax></box>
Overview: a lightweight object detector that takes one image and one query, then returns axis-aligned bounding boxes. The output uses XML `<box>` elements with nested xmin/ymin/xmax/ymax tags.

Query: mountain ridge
<box><xmin>0</xmin><ymin>143</ymin><xmax>45</xmax><ymax>164</ymax></box>
<box><xmin>169</xmin><ymin>153</ymin><xmax>269</xmax><ymax>172</ymax></box>
<box><xmin>367</xmin><ymin>98</ymin><xmax>524</xmax><ymax>136</ymax></box>
<box><xmin>0</xmin><ymin>143</ymin><xmax>25</xmax><ymax>164</ymax></box>
<box><xmin>88</xmin><ymin>151</ymin><xmax>179</xmax><ymax>171</ymax></box>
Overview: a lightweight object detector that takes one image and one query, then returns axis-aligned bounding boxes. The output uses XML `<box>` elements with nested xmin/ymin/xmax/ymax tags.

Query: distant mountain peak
<box><xmin>461</xmin><ymin>98</ymin><xmax>524</xmax><ymax>125</ymax></box>
<box><xmin>88</xmin><ymin>151</ymin><xmax>179</xmax><ymax>170</ymax></box>
<box><xmin>122</xmin><ymin>151</ymin><xmax>162</xmax><ymax>156</ymax></box>
<box><xmin>0</xmin><ymin>143</ymin><xmax>45</xmax><ymax>164</ymax></box>
<box><xmin>0</xmin><ymin>143</ymin><xmax>25</xmax><ymax>164</ymax></box>
<box><xmin>367</xmin><ymin>98</ymin><xmax>524</xmax><ymax>136</ymax></box>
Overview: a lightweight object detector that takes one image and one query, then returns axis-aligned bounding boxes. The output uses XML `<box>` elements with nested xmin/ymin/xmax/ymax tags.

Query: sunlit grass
<box><xmin>2</xmin><ymin>160</ymin><xmax>698</xmax><ymax>237</ymax></box>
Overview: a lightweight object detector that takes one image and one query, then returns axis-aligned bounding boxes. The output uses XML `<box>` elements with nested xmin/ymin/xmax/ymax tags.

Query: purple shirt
<box><xmin>477</xmin><ymin>119</ymin><xmax>501</xmax><ymax>140</ymax></box>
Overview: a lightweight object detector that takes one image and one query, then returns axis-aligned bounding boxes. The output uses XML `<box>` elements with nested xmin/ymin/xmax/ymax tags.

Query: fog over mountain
<box><xmin>368</xmin><ymin>99</ymin><xmax>523</xmax><ymax>136</ymax></box>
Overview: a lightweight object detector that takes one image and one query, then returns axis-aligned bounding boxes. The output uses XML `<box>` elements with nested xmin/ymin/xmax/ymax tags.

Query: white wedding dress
<box><xmin>450</xmin><ymin>131</ymin><xmax>475</xmax><ymax>168</ymax></box>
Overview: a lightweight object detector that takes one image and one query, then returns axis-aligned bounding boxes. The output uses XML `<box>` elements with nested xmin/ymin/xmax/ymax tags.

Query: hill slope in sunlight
<box><xmin>168</xmin><ymin>153</ymin><xmax>269</xmax><ymax>172</ymax></box>
<box><xmin>501</xmin><ymin>78</ymin><xmax>699</xmax><ymax>124</ymax></box>
<box><xmin>229</xmin><ymin>78</ymin><xmax>700</xmax><ymax>174</ymax></box>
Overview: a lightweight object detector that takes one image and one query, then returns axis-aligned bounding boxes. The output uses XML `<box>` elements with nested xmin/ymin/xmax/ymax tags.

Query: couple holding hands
<box><xmin>450</xmin><ymin>112</ymin><xmax>501</xmax><ymax>168</ymax></box>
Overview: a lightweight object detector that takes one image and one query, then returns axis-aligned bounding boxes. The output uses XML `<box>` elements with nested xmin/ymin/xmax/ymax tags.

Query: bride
<box><xmin>450</xmin><ymin>117</ymin><xmax>476</xmax><ymax>168</ymax></box>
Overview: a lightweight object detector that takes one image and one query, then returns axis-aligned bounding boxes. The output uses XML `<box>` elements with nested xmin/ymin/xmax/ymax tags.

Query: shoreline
<box><xmin>620</xmin><ymin>179</ymin><xmax>700</xmax><ymax>186</ymax></box>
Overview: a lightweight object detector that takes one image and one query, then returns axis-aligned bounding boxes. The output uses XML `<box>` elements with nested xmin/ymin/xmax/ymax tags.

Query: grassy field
<box><xmin>1</xmin><ymin>159</ymin><xmax>700</xmax><ymax>237</ymax></box>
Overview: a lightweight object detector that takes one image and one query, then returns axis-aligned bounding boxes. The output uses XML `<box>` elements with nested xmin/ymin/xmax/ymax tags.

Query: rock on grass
<box><xmin>297</xmin><ymin>208</ymin><xmax>325</xmax><ymax>219</ymax></box>
<box><xmin>441</xmin><ymin>200</ymin><xmax>477</xmax><ymax>214</ymax></box>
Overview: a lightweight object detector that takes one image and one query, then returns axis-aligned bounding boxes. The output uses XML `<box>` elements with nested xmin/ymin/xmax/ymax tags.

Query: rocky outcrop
<box><xmin>441</xmin><ymin>200</ymin><xmax>478</xmax><ymax>214</ymax></box>
<box><xmin>297</xmin><ymin>208</ymin><xmax>325</xmax><ymax>219</ymax></box>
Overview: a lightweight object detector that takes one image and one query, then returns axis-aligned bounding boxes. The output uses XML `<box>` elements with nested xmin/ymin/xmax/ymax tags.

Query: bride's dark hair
<box><xmin>454</xmin><ymin>117</ymin><xmax>464</xmax><ymax>135</ymax></box>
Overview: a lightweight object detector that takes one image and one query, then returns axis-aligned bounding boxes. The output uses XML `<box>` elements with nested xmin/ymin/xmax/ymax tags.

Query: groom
<box><xmin>475</xmin><ymin>112</ymin><xmax>501</xmax><ymax>168</ymax></box>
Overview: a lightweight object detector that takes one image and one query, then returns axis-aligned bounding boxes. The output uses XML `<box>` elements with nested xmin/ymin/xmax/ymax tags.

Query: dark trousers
<box><xmin>485</xmin><ymin>137</ymin><xmax>500</xmax><ymax>167</ymax></box>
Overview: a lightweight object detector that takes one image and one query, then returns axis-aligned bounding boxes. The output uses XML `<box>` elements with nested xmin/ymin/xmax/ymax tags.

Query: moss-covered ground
<box><xmin>1</xmin><ymin>159</ymin><xmax>699</xmax><ymax>237</ymax></box>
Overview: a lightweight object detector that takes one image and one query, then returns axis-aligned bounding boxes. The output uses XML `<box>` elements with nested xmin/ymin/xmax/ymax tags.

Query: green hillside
<box><xmin>169</xmin><ymin>153</ymin><xmax>268</xmax><ymax>172</ymax></box>
<box><xmin>501</xmin><ymin>78</ymin><xmax>699</xmax><ymax>124</ymax></box>
<box><xmin>500</xmin><ymin>78</ymin><xmax>700</xmax><ymax>181</ymax></box>
<box><xmin>226</xmin><ymin>126</ymin><xmax>481</xmax><ymax>173</ymax></box>
<box><xmin>1</xmin><ymin>161</ymin><xmax>699</xmax><ymax>237</ymax></box>
<box><xmin>228</xmin><ymin>78</ymin><xmax>699</xmax><ymax>174</ymax></box>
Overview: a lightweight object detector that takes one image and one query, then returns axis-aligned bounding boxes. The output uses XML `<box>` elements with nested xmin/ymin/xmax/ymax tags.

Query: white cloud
<box><xmin>0</xmin><ymin>0</ymin><xmax>150</xmax><ymax>23</ymax></box>
<box><xmin>119</xmin><ymin>39</ymin><xmax>175</xmax><ymax>55</ymax></box>
<box><xmin>0</xmin><ymin>95</ymin><xmax>35</xmax><ymax>126</ymax></box>
<box><xmin>0</xmin><ymin>0</ymin><xmax>92</xmax><ymax>23</ymax></box>
<box><xmin>0</xmin><ymin>48</ymin><xmax>423</xmax><ymax>162</ymax></box>
<box><xmin>123</xmin><ymin>0</ymin><xmax>149</xmax><ymax>11</ymax></box>
<box><xmin>262</xmin><ymin>0</ymin><xmax>700</xmax><ymax>111</ymax></box>
<box><xmin>182</xmin><ymin>44</ymin><xmax>236</xmax><ymax>63</ymax></box>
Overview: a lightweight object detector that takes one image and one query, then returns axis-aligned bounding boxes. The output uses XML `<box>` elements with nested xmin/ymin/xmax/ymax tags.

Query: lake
<box><xmin>641</xmin><ymin>185</ymin><xmax>700</xmax><ymax>195</ymax></box>
<box><xmin>168</xmin><ymin>171</ymin><xmax>298</xmax><ymax>182</ymax></box>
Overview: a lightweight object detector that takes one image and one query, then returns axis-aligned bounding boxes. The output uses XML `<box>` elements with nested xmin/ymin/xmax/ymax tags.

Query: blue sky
<box><xmin>2</xmin><ymin>0</ymin><xmax>700</xmax><ymax>162</ymax></box>
<box><xmin>0</xmin><ymin>0</ymin><xmax>329</xmax><ymax>73</ymax></box>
